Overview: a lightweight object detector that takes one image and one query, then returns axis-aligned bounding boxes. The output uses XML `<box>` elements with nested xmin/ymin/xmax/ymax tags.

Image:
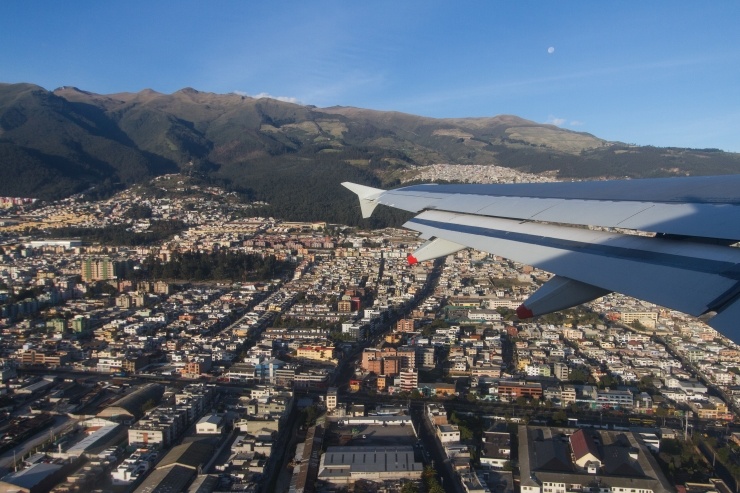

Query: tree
<box><xmin>638</xmin><ymin>375</ymin><xmax>658</xmax><ymax>394</ymax></box>
<box><xmin>400</xmin><ymin>481</ymin><xmax>419</xmax><ymax>493</ymax></box>
<box><xmin>303</xmin><ymin>405</ymin><xmax>318</xmax><ymax>427</ymax></box>
<box><xmin>459</xmin><ymin>425</ymin><xmax>473</xmax><ymax>441</ymax></box>
<box><xmin>515</xmin><ymin>396</ymin><xmax>530</xmax><ymax>407</ymax></box>
<box><xmin>422</xmin><ymin>465</ymin><xmax>446</xmax><ymax>493</ymax></box>
<box><xmin>552</xmin><ymin>410</ymin><xmax>568</xmax><ymax>426</ymax></box>
<box><xmin>125</xmin><ymin>204</ymin><xmax>153</xmax><ymax>219</ymax></box>
<box><xmin>598</xmin><ymin>374</ymin><xmax>621</xmax><ymax>389</ymax></box>
<box><xmin>568</xmin><ymin>367</ymin><xmax>590</xmax><ymax>383</ymax></box>
<box><xmin>98</xmin><ymin>282</ymin><xmax>119</xmax><ymax>296</ymax></box>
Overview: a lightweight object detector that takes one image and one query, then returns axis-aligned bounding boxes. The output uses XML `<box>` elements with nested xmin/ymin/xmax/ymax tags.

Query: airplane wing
<box><xmin>342</xmin><ymin>175</ymin><xmax>740</xmax><ymax>342</ymax></box>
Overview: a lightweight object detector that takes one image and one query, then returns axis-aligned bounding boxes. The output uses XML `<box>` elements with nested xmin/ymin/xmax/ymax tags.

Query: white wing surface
<box><xmin>343</xmin><ymin>175</ymin><xmax>740</xmax><ymax>341</ymax></box>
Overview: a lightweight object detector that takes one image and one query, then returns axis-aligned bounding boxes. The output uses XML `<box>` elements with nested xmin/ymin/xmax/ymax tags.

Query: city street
<box><xmin>411</xmin><ymin>405</ymin><xmax>464</xmax><ymax>493</ymax></box>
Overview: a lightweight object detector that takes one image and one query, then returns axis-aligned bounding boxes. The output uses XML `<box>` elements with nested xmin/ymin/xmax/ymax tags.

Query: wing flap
<box><xmin>404</xmin><ymin>210</ymin><xmax>740</xmax><ymax>318</ymax></box>
<box><xmin>706</xmin><ymin>301</ymin><xmax>740</xmax><ymax>340</ymax></box>
<box><xmin>367</xmin><ymin>181</ymin><xmax>740</xmax><ymax>241</ymax></box>
<box><xmin>407</xmin><ymin>237</ymin><xmax>466</xmax><ymax>265</ymax></box>
<box><xmin>517</xmin><ymin>275</ymin><xmax>612</xmax><ymax>319</ymax></box>
<box><xmin>342</xmin><ymin>178</ymin><xmax>740</xmax><ymax>342</ymax></box>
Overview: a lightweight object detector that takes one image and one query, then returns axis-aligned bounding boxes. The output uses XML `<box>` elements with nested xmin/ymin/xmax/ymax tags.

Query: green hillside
<box><xmin>1</xmin><ymin>82</ymin><xmax>740</xmax><ymax>223</ymax></box>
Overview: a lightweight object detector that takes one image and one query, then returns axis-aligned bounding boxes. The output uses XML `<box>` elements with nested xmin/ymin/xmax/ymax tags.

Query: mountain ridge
<box><xmin>1</xmin><ymin>82</ymin><xmax>740</xmax><ymax>223</ymax></box>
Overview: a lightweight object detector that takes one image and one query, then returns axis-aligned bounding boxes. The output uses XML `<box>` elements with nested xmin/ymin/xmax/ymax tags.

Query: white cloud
<box><xmin>232</xmin><ymin>90</ymin><xmax>301</xmax><ymax>104</ymax></box>
<box><xmin>547</xmin><ymin>116</ymin><xmax>566</xmax><ymax>126</ymax></box>
<box><xmin>547</xmin><ymin>116</ymin><xmax>584</xmax><ymax>127</ymax></box>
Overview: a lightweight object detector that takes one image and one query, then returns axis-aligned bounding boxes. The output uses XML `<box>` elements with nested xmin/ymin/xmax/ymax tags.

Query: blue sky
<box><xmin>2</xmin><ymin>1</ymin><xmax>739</xmax><ymax>151</ymax></box>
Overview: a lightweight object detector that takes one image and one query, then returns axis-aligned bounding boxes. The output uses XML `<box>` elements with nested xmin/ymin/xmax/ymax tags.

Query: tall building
<box><xmin>46</xmin><ymin>318</ymin><xmax>67</xmax><ymax>333</ymax></box>
<box><xmin>337</xmin><ymin>299</ymin><xmax>353</xmax><ymax>313</ymax></box>
<box><xmin>553</xmin><ymin>362</ymin><xmax>569</xmax><ymax>381</ymax></box>
<box><xmin>396</xmin><ymin>346</ymin><xmax>417</xmax><ymax>369</ymax></box>
<box><xmin>326</xmin><ymin>387</ymin><xmax>337</xmax><ymax>412</ymax></box>
<box><xmin>396</xmin><ymin>318</ymin><xmax>415</xmax><ymax>332</ymax></box>
<box><xmin>561</xmin><ymin>384</ymin><xmax>577</xmax><ymax>405</ymax></box>
<box><xmin>399</xmin><ymin>368</ymin><xmax>418</xmax><ymax>392</ymax></box>
<box><xmin>81</xmin><ymin>257</ymin><xmax>119</xmax><ymax>282</ymax></box>
<box><xmin>116</xmin><ymin>294</ymin><xmax>132</xmax><ymax>308</ymax></box>
<box><xmin>420</xmin><ymin>347</ymin><xmax>435</xmax><ymax>368</ymax></box>
<box><xmin>383</xmin><ymin>357</ymin><xmax>401</xmax><ymax>377</ymax></box>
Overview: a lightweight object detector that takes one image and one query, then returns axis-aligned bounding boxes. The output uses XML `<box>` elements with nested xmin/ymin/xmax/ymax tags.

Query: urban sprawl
<box><xmin>0</xmin><ymin>167</ymin><xmax>736</xmax><ymax>493</ymax></box>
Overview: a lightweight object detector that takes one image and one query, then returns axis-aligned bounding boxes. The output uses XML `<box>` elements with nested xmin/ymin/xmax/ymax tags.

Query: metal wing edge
<box><xmin>343</xmin><ymin>182</ymin><xmax>740</xmax><ymax>340</ymax></box>
<box><xmin>403</xmin><ymin>210</ymin><xmax>740</xmax><ymax>341</ymax></box>
<box><xmin>342</xmin><ymin>181</ymin><xmax>740</xmax><ymax>241</ymax></box>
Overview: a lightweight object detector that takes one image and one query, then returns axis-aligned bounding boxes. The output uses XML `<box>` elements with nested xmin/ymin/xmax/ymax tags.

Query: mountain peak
<box><xmin>0</xmin><ymin>81</ymin><xmax>738</xmax><ymax>217</ymax></box>
<box><xmin>54</xmin><ymin>85</ymin><xmax>86</xmax><ymax>93</ymax></box>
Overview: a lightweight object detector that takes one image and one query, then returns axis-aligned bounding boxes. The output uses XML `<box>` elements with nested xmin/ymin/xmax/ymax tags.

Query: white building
<box><xmin>437</xmin><ymin>424</ymin><xmax>461</xmax><ymax>443</ymax></box>
<box><xmin>196</xmin><ymin>413</ymin><xmax>224</xmax><ymax>434</ymax></box>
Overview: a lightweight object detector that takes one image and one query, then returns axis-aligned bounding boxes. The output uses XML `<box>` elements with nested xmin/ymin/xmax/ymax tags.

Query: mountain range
<box><xmin>2</xmin><ymin>82</ymin><xmax>740</xmax><ymax>223</ymax></box>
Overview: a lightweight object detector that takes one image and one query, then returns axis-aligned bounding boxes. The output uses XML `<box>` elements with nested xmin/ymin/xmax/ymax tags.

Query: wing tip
<box><xmin>342</xmin><ymin>182</ymin><xmax>385</xmax><ymax>218</ymax></box>
<box><xmin>516</xmin><ymin>304</ymin><xmax>534</xmax><ymax>319</ymax></box>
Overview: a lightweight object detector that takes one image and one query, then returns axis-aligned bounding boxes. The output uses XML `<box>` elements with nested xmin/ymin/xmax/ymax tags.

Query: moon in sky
<box><xmin>548</xmin><ymin>46</ymin><xmax>555</xmax><ymax>54</ymax></box>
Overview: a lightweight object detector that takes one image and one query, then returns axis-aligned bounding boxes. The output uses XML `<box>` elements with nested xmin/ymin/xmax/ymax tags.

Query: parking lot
<box><xmin>335</xmin><ymin>421</ymin><xmax>418</xmax><ymax>448</ymax></box>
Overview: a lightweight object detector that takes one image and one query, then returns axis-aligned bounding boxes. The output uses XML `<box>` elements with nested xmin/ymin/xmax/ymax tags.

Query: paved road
<box><xmin>412</xmin><ymin>405</ymin><xmax>464</xmax><ymax>493</ymax></box>
<box><xmin>272</xmin><ymin>410</ymin><xmax>303</xmax><ymax>493</ymax></box>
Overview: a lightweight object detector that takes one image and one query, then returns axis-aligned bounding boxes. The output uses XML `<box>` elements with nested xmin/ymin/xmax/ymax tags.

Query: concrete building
<box><xmin>437</xmin><ymin>424</ymin><xmax>461</xmax><ymax>443</ymax></box>
<box><xmin>480</xmin><ymin>431</ymin><xmax>511</xmax><ymax>469</ymax></box>
<box><xmin>518</xmin><ymin>426</ymin><xmax>673</xmax><ymax>493</ymax></box>
<box><xmin>326</xmin><ymin>387</ymin><xmax>338</xmax><ymax>412</ymax></box>
<box><xmin>97</xmin><ymin>384</ymin><xmax>165</xmax><ymax>422</ymax></box>
<box><xmin>399</xmin><ymin>368</ymin><xmax>418</xmax><ymax>392</ymax></box>
<box><xmin>620</xmin><ymin>311</ymin><xmax>658</xmax><ymax>328</ymax></box>
<box><xmin>296</xmin><ymin>345</ymin><xmax>335</xmax><ymax>362</ymax></box>
<box><xmin>497</xmin><ymin>381</ymin><xmax>543</xmax><ymax>401</ymax></box>
<box><xmin>196</xmin><ymin>413</ymin><xmax>224</xmax><ymax>434</ymax></box>
<box><xmin>561</xmin><ymin>385</ymin><xmax>576</xmax><ymax>406</ymax></box>
<box><xmin>317</xmin><ymin>446</ymin><xmax>423</xmax><ymax>485</ymax></box>
<box><xmin>81</xmin><ymin>257</ymin><xmax>120</xmax><ymax>282</ymax></box>
<box><xmin>553</xmin><ymin>362</ymin><xmax>569</xmax><ymax>381</ymax></box>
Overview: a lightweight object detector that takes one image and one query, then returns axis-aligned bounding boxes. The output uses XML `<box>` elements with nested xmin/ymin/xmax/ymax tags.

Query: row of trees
<box><xmin>49</xmin><ymin>220</ymin><xmax>186</xmax><ymax>246</ymax></box>
<box><xmin>697</xmin><ymin>435</ymin><xmax>740</xmax><ymax>489</ymax></box>
<box><xmin>659</xmin><ymin>437</ymin><xmax>714</xmax><ymax>484</ymax></box>
<box><xmin>140</xmin><ymin>251</ymin><xmax>291</xmax><ymax>282</ymax></box>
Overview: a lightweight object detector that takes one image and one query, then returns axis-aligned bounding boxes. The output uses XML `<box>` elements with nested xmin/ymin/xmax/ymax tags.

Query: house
<box><xmin>480</xmin><ymin>431</ymin><xmax>511</xmax><ymax>469</ymax></box>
